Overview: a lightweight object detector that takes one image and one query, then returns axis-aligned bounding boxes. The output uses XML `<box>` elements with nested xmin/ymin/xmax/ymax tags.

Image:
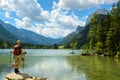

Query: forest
<box><xmin>78</xmin><ymin>1</ymin><xmax>120</xmax><ymax>57</ymax></box>
<box><xmin>0</xmin><ymin>40</ymin><xmax>59</xmax><ymax>49</ymax></box>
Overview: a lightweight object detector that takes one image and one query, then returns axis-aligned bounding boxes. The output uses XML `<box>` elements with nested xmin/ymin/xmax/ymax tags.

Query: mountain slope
<box><xmin>18</xmin><ymin>29</ymin><xmax>52</xmax><ymax>45</ymax></box>
<box><xmin>48</xmin><ymin>37</ymin><xmax>63</xmax><ymax>44</ymax></box>
<box><xmin>59</xmin><ymin>9</ymin><xmax>108</xmax><ymax>47</ymax></box>
<box><xmin>59</xmin><ymin>26</ymin><xmax>84</xmax><ymax>45</ymax></box>
<box><xmin>77</xmin><ymin>9</ymin><xmax>108</xmax><ymax>48</ymax></box>
<box><xmin>86</xmin><ymin>9</ymin><xmax>108</xmax><ymax>25</ymax></box>
<box><xmin>0</xmin><ymin>20</ymin><xmax>62</xmax><ymax>45</ymax></box>
<box><xmin>0</xmin><ymin>24</ymin><xmax>18</xmax><ymax>42</ymax></box>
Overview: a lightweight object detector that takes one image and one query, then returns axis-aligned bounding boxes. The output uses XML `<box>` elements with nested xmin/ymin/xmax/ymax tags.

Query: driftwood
<box><xmin>4</xmin><ymin>73</ymin><xmax>46</xmax><ymax>80</ymax></box>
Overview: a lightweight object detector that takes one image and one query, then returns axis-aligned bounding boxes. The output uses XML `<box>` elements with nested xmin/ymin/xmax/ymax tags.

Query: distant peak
<box><xmin>75</xmin><ymin>26</ymin><xmax>84</xmax><ymax>34</ymax></box>
<box><xmin>95</xmin><ymin>9</ymin><xmax>108</xmax><ymax>15</ymax></box>
<box><xmin>86</xmin><ymin>9</ymin><xmax>108</xmax><ymax>25</ymax></box>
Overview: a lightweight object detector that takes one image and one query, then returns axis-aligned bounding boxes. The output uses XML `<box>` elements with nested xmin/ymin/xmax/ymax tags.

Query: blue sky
<box><xmin>0</xmin><ymin>0</ymin><xmax>118</xmax><ymax>38</ymax></box>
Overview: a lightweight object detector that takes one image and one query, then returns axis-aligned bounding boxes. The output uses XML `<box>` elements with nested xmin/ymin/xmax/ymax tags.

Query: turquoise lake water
<box><xmin>0</xmin><ymin>49</ymin><xmax>120</xmax><ymax>80</ymax></box>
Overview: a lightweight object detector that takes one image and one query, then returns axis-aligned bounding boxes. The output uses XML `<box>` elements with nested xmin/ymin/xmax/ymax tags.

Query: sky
<box><xmin>0</xmin><ymin>0</ymin><xmax>118</xmax><ymax>38</ymax></box>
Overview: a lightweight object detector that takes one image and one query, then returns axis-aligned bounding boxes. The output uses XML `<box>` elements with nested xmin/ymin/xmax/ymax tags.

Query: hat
<box><xmin>16</xmin><ymin>40</ymin><xmax>21</xmax><ymax>43</ymax></box>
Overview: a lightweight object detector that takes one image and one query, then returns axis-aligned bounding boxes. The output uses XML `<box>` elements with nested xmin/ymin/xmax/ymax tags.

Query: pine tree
<box><xmin>105</xmin><ymin>1</ymin><xmax>120</xmax><ymax>55</ymax></box>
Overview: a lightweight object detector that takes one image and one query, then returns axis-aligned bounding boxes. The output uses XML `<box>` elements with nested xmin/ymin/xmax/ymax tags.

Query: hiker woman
<box><xmin>13</xmin><ymin>40</ymin><xmax>22</xmax><ymax>74</ymax></box>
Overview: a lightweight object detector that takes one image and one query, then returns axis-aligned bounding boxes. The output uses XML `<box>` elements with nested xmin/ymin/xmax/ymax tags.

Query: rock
<box><xmin>81</xmin><ymin>50</ymin><xmax>91</xmax><ymax>56</ymax></box>
<box><xmin>4</xmin><ymin>73</ymin><xmax>46</xmax><ymax>80</ymax></box>
<box><xmin>70</xmin><ymin>52</ymin><xmax>75</xmax><ymax>54</ymax></box>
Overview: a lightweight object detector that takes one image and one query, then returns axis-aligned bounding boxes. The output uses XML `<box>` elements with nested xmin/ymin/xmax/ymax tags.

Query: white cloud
<box><xmin>0</xmin><ymin>0</ymin><xmax>49</xmax><ymax>21</ymax></box>
<box><xmin>5</xmin><ymin>21</ymin><xmax>10</xmax><ymax>24</ymax></box>
<box><xmin>0</xmin><ymin>0</ymin><xmax>8</xmax><ymax>9</ymax></box>
<box><xmin>57</xmin><ymin>13</ymin><xmax>85</xmax><ymax>29</ymax></box>
<box><xmin>50</xmin><ymin>4</ymin><xmax>85</xmax><ymax>29</ymax></box>
<box><xmin>56</xmin><ymin>0</ymin><xmax>118</xmax><ymax>10</ymax></box>
<box><xmin>0</xmin><ymin>0</ymin><xmax>89</xmax><ymax>38</ymax></box>
<box><xmin>44</xmin><ymin>22</ymin><xmax>59</xmax><ymax>28</ymax></box>
<box><xmin>41</xmin><ymin>27</ymin><xmax>71</xmax><ymax>38</ymax></box>
<box><xmin>33</xmin><ymin>23</ymin><xmax>43</xmax><ymax>33</ymax></box>
<box><xmin>14</xmin><ymin>17</ymin><xmax>31</xmax><ymax>28</ymax></box>
<box><xmin>5</xmin><ymin>11</ymin><xmax>11</xmax><ymax>18</ymax></box>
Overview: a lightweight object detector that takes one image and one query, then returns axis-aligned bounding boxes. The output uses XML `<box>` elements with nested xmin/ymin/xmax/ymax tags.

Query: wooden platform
<box><xmin>4</xmin><ymin>73</ymin><xmax>46</xmax><ymax>80</ymax></box>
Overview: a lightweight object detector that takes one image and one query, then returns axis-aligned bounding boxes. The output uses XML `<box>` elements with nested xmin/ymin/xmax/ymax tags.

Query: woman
<box><xmin>13</xmin><ymin>40</ymin><xmax>22</xmax><ymax>74</ymax></box>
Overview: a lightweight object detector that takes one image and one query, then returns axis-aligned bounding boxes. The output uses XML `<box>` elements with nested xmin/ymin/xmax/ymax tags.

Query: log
<box><xmin>4</xmin><ymin>73</ymin><xmax>46</xmax><ymax>80</ymax></box>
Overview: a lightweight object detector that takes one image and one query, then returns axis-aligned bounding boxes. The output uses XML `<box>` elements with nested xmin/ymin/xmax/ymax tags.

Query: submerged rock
<box><xmin>4</xmin><ymin>73</ymin><xmax>46</xmax><ymax>80</ymax></box>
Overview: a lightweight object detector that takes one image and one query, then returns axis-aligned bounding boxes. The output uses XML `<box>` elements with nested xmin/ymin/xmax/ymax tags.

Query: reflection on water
<box><xmin>0</xmin><ymin>49</ymin><xmax>120</xmax><ymax>80</ymax></box>
<box><xmin>24</xmin><ymin>56</ymin><xmax>87</xmax><ymax>80</ymax></box>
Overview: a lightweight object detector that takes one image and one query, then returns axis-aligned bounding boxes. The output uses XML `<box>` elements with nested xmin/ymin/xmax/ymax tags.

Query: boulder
<box><xmin>4</xmin><ymin>73</ymin><xmax>46</xmax><ymax>80</ymax></box>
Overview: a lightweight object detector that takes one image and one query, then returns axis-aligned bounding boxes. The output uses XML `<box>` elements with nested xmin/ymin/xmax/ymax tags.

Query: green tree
<box><xmin>94</xmin><ymin>41</ymin><xmax>103</xmax><ymax>55</ymax></box>
<box><xmin>105</xmin><ymin>1</ymin><xmax>120</xmax><ymax>56</ymax></box>
<box><xmin>88</xmin><ymin>14</ymin><xmax>106</xmax><ymax>52</ymax></box>
<box><xmin>2</xmin><ymin>41</ymin><xmax>9</xmax><ymax>48</ymax></box>
<box><xmin>88</xmin><ymin>14</ymin><xmax>98</xmax><ymax>49</ymax></box>
<box><xmin>54</xmin><ymin>43</ymin><xmax>58</xmax><ymax>49</ymax></box>
<box><xmin>70</xmin><ymin>38</ymin><xmax>77</xmax><ymax>54</ymax></box>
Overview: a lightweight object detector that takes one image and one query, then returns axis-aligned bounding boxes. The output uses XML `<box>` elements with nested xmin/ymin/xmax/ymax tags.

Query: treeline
<box><xmin>0</xmin><ymin>40</ymin><xmax>59</xmax><ymax>49</ymax></box>
<box><xmin>0</xmin><ymin>40</ymin><xmax>13</xmax><ymax>48</ymax></box>
<box><xmin>88</xmin><ymin>1</ymin><xmax>120</xmax><ymax>56</ymax></box>
<box><xmin>23</xmin><ymin>43</ymin><xmax>59</xmax><ymax>49</ymax></box>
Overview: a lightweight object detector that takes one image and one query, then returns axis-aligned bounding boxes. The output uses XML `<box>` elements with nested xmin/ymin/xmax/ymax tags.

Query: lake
<box><xmin>0</xmin><ymin>49</ymin><xmax>120</xmax><ymax>80</ymax></box>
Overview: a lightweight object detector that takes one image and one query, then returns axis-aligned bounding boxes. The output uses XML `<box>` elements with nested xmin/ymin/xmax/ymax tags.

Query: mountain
<box><xmin>78</xmin><ymin>9</ymin><xmax>108</xmax><ymax>46</ymax></box>
<box><xmin>86</xmin><ymin>9</ymin><xmax>108</xmax><ymax>25</ymax></box>
<box><xmin>95</xmin><ymin>9</ymin><xmax>108</xmax><ymax>15</ymax></box>
<box><xmin>0</xmin><ymin>24</ymin><xmax>18</xmax><ymax>42</ymax></box>
<box><xmin>59</xmin><ymin>26</ymin><xmax>84</xmax><ymax>45</ymax></box>
<box><xmin>0</xmin><ymin>20</ymin><xmax>62</xmax><ymax>45</ymax></box>
<box><xmin>47</xmin><ymin>37</ymin><xmax>63</xmax><ymax>44</ymax></box>
<box><xmin>0</xmin><ymin>8</ymin><xmax>108</xmax><ymax>46</ymax></box>
<box><xmin>59</xmin><ymin>9</ymin><xmax>108</xmax><ymax>48</ymax></box>
<box><xmin>77</xmin><ymin>9</ymin><xmax>108</xmax><ymax>48</ymax></box>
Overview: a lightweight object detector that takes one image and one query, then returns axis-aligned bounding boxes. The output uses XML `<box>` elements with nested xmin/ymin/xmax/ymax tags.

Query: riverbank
<box><xmin>81</xmin><ymin>50</ymin><xmax>120</xmax><ymax>59</ymax></box>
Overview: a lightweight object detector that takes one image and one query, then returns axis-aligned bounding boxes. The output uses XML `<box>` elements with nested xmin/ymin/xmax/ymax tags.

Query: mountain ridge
<box><xmin>0</xmin><ymin>20</ymin><xmax>62</xmax><ymax>45</ymax></box>
<box><xmin>59</xmin><ymin>26</ymin><xmax>84</xmax><ymax>45</ymax></box>
<box><xmin>0</xmin><ymin>24</ymin><xmax>18</xmax><ymax>43</ymax></box>
<box><xmin>59</xmin><ymin>8</ymin><xmax>108</xmax><ymax>47</ymax></box>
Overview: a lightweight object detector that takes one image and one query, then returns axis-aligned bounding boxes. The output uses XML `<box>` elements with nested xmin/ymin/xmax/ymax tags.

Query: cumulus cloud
<box><xmin>0</xmin><ymin>0</ymin><xmax>8</xmax><ymax>9</ymax></box>
<box><xmin>0</xmin><ymin>0</ymin><xmax>49</xmax><ymax>21</ymax></box>
<box><xmin>5</xmin><ymin>11</ymin><xmax>11</xmax><ymax>18</ymax></box>
<box><xmin>33</xmin><ymin>23</ymin><xmax>43</xmax><ymax>33</ymax></box>
<box><xmin>14</xmin><ymin>17</ymin><xmax>31</xmax><ymax>28</ymax></box>
<box><xmin>50</xmin><ymin>4</ymin><xmax>85</xmax><ymax>29</ymax></box>
<box><xmin>57</xmin><ymin>13</ymin><xmax>85</xmax><ymax>29</ymax></box>
<box><xmin>0</xmin><ymin>0</ymin><xmax>87</xmax><ymax>38</ymax></box>
<box><xmin>41</xmin><ymin>27</ymin><xmax>71</xmax><ymax>38</ymax></box>
<box><xmin>56</xmin><ymin>0</ymin><xmax>118</xmax><ymax>10</ymax></box>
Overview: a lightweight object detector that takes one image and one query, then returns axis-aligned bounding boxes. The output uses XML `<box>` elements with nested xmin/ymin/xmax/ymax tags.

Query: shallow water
<box><xmin>0</xmin><ymin>49</ymin><xmax>120</xmax><ymax>80</ymax></box>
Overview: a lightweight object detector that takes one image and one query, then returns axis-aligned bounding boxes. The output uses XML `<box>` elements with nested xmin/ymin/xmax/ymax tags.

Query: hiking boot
<box><xmin>15</xmin><ymin>68</ymin><xmax>20</xmax><ymax>74</ymax></box>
